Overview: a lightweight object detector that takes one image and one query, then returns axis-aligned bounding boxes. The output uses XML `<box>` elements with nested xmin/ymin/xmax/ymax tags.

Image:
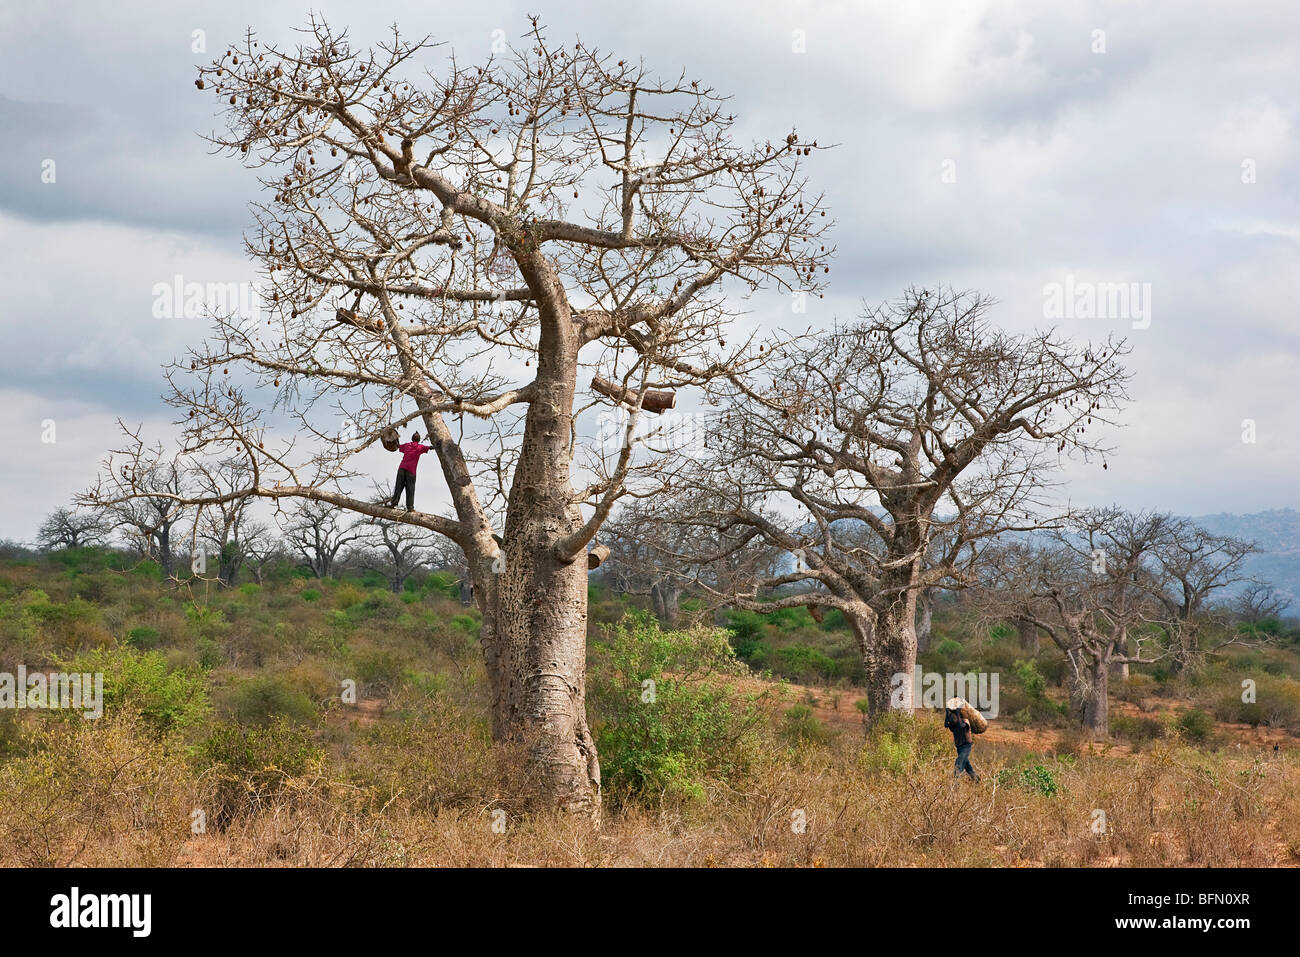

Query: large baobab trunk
<box><xmin>859</xmin><ymin>592</ymin><xmax>918</xmax><ymax>719</ymax></box>
<box><xmin>1081</xmin><ymin>658</ymin><xmax>1110</xmax><ymax>736</ymax></box>
<box><xmin>485</xmin><ymin>544</ymin><xmax>599</xmax><ymax>813</ymax></box>
<box><xmin>478</xmin><ymin>309</ymin><xmax>600</xmax><ymax>814</ymax></box>
<box><xmin>1067</xmin><ymin>651</ymin><xmax>1110</xmax><ymax>737</ymax></box>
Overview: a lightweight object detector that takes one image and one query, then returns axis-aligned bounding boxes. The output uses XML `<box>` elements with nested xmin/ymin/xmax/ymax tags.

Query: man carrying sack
<box><xmin>944</xmin><ymin>696</ymin><xmax>984</xmax><ymax>783</ymax></box>
<box><xmin>387</xmin><ymin>431</ymin><xmax>431</xmax><ymax>511</ymax></box>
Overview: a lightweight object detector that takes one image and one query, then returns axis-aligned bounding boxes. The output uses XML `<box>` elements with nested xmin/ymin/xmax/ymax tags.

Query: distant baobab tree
<box><xmin>675</xmin><ymin>288</ymin><xmax>1131</xmax><ymax>717</ymax></box>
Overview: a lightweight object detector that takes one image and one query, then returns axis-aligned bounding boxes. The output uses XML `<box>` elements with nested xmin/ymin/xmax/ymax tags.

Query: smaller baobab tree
<box><xmin>36</xmin><ymin>507</ymin><xmax>110</xmax><ymax>552</ymax></box>
<box><xmin>598</xmin><ymin>500</ymin><xmax>702</xmax><ymax>626</ymax></box>
<box><xmin>680</xmin><ymin>287</ymin><xmax>1131</xmax><ymax>717</ymax></box>
<box><xmin>239</xmin><ymin>520</ymin><xmax>286</xmax><ymax>584</ymax></box>
<box><xmin>97</xmin><ymin>455</ymin><xmax>188</xmax><ymax>578</ymax></box>
<box><xmin>978</xmin><ymin>508</ymin><xmax>1173</xmax><ymax>736</ymax></box>
<box><xmin>1151</xmin><ymin>519</ymin><xmax>1257</xmax><ymax>675</ymax></box>
<box><xmin>281</xmin><ymin>498</ymin><xmax>362</xmax><ymax>579</ymax></box>
<box><xmin>353</xmin><ymin>518</ymin><xmax>439</xmax><ymax>594</ymax></box>
<box><xmin>188</xmin><ymin>458</ymin><xmax>259</xmax><ymax>586</ymax></box>
<box><xmin>1234</xmin><ymin>581</ymin><xmax>1288</xmax><ymax>626</ymax></box>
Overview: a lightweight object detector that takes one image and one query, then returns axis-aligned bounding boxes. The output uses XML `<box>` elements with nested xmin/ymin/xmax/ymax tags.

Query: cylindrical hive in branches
<box><xmin>590</xmin><ymin>376</ymin><xmax>676</xmax><ymax>414</ymax></box>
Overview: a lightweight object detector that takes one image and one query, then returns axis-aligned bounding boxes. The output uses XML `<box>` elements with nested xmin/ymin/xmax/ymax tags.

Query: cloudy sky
<box><xmin>1</xmin><ymin>0</ymin><xmax>1297</xmax><ymax>542</ymax></box>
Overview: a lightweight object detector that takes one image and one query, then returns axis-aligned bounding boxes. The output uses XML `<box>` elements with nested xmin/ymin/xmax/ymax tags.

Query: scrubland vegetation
<box><xmin>2</xmin><ymin>546</ymin><xmax>1297</xmax><ymax>867</ymax></box>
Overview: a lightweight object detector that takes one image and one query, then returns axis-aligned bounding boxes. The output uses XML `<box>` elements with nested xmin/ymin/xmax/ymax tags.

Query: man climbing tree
<box><xmin>387</xmin><ymin>431</ymin><xmax>431</xmax><ymax>511</ymax></box>
<box><xmin>84</xmin><ymin>16</ymin><xmax>831</xmax><ymax>813</ymax></box>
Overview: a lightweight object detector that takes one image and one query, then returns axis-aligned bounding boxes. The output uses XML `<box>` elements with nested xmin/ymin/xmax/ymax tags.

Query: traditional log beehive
<box><xmin>946</xmin><ymin>696</ymin><xmax>988</xmax><ymax>734</ymax></box>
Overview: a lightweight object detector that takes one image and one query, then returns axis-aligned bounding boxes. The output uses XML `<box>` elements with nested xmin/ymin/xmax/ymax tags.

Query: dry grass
<box><xmin>3</xmin><ymin>706</ymin><xmax>1296</xmax><ymax>868</ymax></box>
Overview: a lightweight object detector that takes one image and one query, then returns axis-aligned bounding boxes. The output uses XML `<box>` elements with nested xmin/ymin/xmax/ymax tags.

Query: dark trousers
<box><xmin>954</xmin><ymin>743</ymin><xmax>978</xmax><ymax>781</ymax></box>
<box><xmin>389</xmin><ymin>469</ymin><xmax>416</xmax><ymax>509</ymax></box>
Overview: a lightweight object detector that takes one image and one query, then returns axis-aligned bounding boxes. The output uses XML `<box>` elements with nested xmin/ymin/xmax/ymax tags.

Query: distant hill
<box><xmin>1190</xmin><ymin>508</ymin><xmax>1300</xmax><ymax>615</ymax></box>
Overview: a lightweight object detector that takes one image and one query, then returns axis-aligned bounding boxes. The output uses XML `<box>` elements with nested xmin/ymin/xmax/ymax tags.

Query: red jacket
<box><xmin>397</xmin><ymin>442</ymin><xmax>430</xmax><ymax>475</ymax></box>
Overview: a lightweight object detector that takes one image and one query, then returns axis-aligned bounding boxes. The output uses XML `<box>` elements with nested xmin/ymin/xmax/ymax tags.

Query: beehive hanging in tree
<box><xmin>590</xmin><ymin>376</ymin><xmax>676</xmax><ymax>414</ymax></box>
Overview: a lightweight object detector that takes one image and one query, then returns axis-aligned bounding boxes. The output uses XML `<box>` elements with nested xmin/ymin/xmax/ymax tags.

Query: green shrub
<box><xmin>183</xmin><ymin>604</ymin><xmax>228</xmax><ymax>641</ymax></box>
<box><xmin>424</xmin><ymin>571</ymin><xmax>460</xmax><ymax>600</ymax></box>
<box><xmin>766</xmin><ymin>605</ymin><xmax>815</xmax><ymax>631</ymax></box>
<box><xmin>219</xmin><ymin>675</ymin><xmax>318</xmax><ymax>726</ymax></box>
<box><xmin>449</xmin><ymin>614</ymin><xmax>479</xmax><ymax>636</ymax></box>
<box><xmin>589</xmin><ymin>613</ymin><xmax>766</xmax><ymax>803</ymax></box>
<box><xmin>333</xmin><ymin>583</ymin><xmax>365</xmax><ymax>609</ymax></box>
<box><xmin>1013</xmin><ymin>659</ymin><xmax>1048</xmax><ymax>699</ymax></box>
<box><xmin>726</xmin><ymin>608</ymin><xmax>765</xmax><ymax>638</ymax></box>
<box><xmin>195</xmin><ymin>637</ymin><xmax>224</xmax><ymax>670</ymax></box>
<box><xmin>60</xmin><ymin>646</ymin><xmax>209</xmax><ymax>735</ymax></box>
<box><xmin>24</xmin><ymin>595</ymin><xmax>100</xmax><ymax>627</ymax></box>
<box><xmin>997</xmin><ymin>762</ymin><xmax>1062</xmax><ymax>797</ymax></box>
<box><xmin>1111</xmin><ymin>714</ymin><xmax>1165</xmax><ymax>743</ymax></box>
<box><xmin>860</xmin><ymin>711</ymin><xmax>949</xmax><ymax>776</ymax></box>
<box><xmin>352</xmin><ymin>648</ymin><xmax>411</xmax><ymax>697</ymax></box>
<box><xmin>301</xmin><ymin>588</ymin><xmax>321</xmax><ymax>602</ymax></box>
<box><xmin>934</xmin><ymin>639</ymin><xmax>962</xmax><ymax>658</ymax></box>
<box><xmin>725</xmin><ymin>610</ymin><xmax>768</xmax><ymax>662</ymax></box>
<box><xmin>1177</xmin><ymin>708</ymin><xmax>1215</xmax><ymax>743</ymax></box>
<box><xmin>126</xmin><ymin>626</ymin><xmax>161</xmax><ymax>650</ymax></box>
<box><xmin>780</xmin><ymin>704</ymin><xmax>833</xmax><ymax>746</ymax></box>
<box><xmin>195</xmin><ymin>719</ymin><xmax>323</xmax><ymax>826</ymax></box>
<box><xmin>772</xmin><ymin>643</ymin><xmax>840</xmax><ymax>683</ymax></box>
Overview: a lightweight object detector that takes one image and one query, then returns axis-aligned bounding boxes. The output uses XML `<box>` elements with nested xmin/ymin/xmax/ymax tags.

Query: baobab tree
<box><xmin>599</xmin><ymin>500</ymin><xmax>704</xmax><ymax>626</ymax></box>
<box><xmin>281</xmin><ymin>498</ymin><xmax>362</xmax><ymax>578</ymax></box>
<box><xmin>353</xmin><ymin>518</ymin><xmax>439</xmax><ymax>594</ymax></box>
<box><xmin>1151</xmin><ymin>519</ymin><xmax>1256</xmax><ymax>674</ymax></box>
<box><xmin>84</xmin><ymin>18</ymin><xmax>831</xmax><ymax>812</ymax></box>
<box><xmin>676</xmin><ymin>288</ymin><xmax>1130</xmax><ymax>717</ymax></box>
<box><xmin>98</xmin><ymin>457</ymin><xmax>187</xmax><ymax>578</ymax></box>
<box><xmin>978</xmin><ymin>509</ymin><xmax>1174</xmax><ymax>735</ymax></box>
<box><xmin>1234</xmin><ymin>581</ymin><xmax>1287</xmax><ymax>625</ymax></box>
<box><xmin>187</xmin><ymin>458</ymin><xmax>261</xmax><ymax>586</ymax></box>
<box><xmin>238</xmin><ymin>520</ymin><xmax>286</xmax><ymax>584</ymax></box>
<box><xmin>35</xmin><ymin>507</ymin><xmax>110</xmax><ymax>551</ymax></box>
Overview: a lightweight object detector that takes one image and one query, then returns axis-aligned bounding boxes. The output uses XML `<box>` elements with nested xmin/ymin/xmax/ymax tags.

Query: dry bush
<box><xmin>157</xmin><ymin>725</ymin><xmax>1300</xmax><ymax>868</ymax></box>
<box><xmin>0</xmin><ymin>712</ymin><xmax>195</xmax><ymax>866</ymax></box>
